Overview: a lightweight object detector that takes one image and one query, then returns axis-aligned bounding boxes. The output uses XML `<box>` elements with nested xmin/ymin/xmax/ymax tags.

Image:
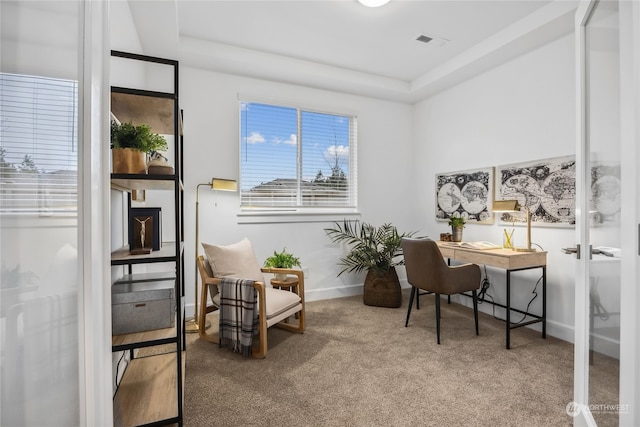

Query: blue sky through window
<box><xmin>240</xmin><ymin>101</ymin><xmax>350</xmax><ymax>192</ymax></box>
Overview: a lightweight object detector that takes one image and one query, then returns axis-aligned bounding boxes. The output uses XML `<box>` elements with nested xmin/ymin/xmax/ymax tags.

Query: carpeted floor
<box><xmin>183</xmin><ymin>291</ymin><xmax>618</xmax><ymax>427</ymax></box>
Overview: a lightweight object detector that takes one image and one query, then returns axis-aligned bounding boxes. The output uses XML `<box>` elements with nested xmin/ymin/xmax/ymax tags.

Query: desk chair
<box><xmin>402</xmin><ymin>237</ymin><xmax>481</xmax><ymax>344</ymax></box>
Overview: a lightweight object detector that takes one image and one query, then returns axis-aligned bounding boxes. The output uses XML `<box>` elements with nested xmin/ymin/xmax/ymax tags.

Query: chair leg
<box><xmin>405</xmin><ymin>286</ymin><xmax>417</xmax><ymax>327</ymax></box>
<box><xmin>435</xmin><ymin>293</ymin><xmax>441</xmax><ymax>345</ymax></box>
<box><xmin>416</xmin><ymin>289</ymin><xmax>420</xmax><ymax>310</ymax></box>
<box><xmin>472</xmin><ymin>289</ymin><xmax>479</xmax><ymax>336</ymax></box>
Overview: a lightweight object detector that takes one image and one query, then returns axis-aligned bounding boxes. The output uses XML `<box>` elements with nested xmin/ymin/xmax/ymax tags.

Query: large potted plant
<box><xmin>110</xmin><ymin>120</ymin><xmax>168</xmax><ymax>174</ymax></box>
<box><xmin>325</xmin><ymin>220</ymin><xmax>417</xmax><ymax>308</ymax></box>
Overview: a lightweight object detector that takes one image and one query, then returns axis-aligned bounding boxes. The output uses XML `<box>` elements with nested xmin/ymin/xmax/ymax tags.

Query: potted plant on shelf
<box><xmin>110</xmin><ymin>119</ymin><xmax>168</xmax><ymax>174</ymax></box>
<box><xmin>448</xmin><ymin>215</ymin><xmax>466</xmax><ymax>242</ymax></box>
<box><xmin>263</xmin><ymin>247</ymin><xmax>301</xmax><ymax>281</ymax></box>
<box><xmin>324</xmin><ymin>219</ymin><xmax>417</xmax><ymax>308</ymax></box>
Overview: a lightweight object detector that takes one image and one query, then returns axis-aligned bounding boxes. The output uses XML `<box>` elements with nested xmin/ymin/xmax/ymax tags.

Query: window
<box><xmin>0</xmin><ymin>73</ymin><xmax>78</xmax><ymax>214</ymax></box>
<box><xmin>240</xmin><ymin>101</ymin><xmax>357</xmax><ymax>210</ymax></box>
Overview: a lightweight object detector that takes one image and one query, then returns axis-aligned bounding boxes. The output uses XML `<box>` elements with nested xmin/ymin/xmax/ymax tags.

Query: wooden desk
<box><xmin>436</xmin><ymin>241</ymin><xmax>547</xmax><ymax>349</ymax></box>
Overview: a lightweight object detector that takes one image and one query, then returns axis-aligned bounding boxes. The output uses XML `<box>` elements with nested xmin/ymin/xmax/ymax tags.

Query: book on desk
<box><xmin>441</xmin><ymin>241</ymin><xmax>502</xmax><ymax>250</ymax></box>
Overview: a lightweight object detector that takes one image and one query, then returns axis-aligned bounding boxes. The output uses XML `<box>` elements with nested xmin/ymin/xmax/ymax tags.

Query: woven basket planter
<box><xmin>363</xmin><ymin>267</ymin><xmax>402</xmax><ymax>308</ymax></box>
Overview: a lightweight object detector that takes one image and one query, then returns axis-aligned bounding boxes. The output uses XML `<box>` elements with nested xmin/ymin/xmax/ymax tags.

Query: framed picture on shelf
<box><xmin>129</xmin><ymin>207</ymin><xmax>161</xmax><ymax>253</ymax></box>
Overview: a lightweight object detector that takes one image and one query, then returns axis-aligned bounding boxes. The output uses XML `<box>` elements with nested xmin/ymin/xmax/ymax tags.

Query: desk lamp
<box><xmin>492</xmin><ymin>199</ymin><xmax>536</xmax><ymax>252</ymax></box>
<box><xmin>185</xmin><ymin>178</ymin><xmax>238</xmax><ymax>333</ymax></box>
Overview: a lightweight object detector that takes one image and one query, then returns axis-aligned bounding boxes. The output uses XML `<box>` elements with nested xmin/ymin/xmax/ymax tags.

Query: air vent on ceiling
<box><xmin>416</xmin><ymin>33</ymin><xmax>449</xmax><ymax>47</ymax></box>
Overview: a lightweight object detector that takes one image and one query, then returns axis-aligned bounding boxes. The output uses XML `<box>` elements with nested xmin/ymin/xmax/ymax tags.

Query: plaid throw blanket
<box><xmin>218</xmin><ymin>277</ymin><xmax>258</xmax><ymax>357</ymax></box>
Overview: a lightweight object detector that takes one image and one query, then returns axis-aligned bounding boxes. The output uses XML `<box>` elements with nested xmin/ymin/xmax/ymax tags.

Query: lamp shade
<box><xmin>210</xmin><ymin>178</ymin><xmax>237</xmax><ymax>192</ymax></box>
<box><xmin>358</xmin><ymin>0</ymin><xmax>390</xmax><ymax>7</ymax></box>
<box><xmin>492</xmin><ymin>199</ymin><xmax>521</xmax><ymax>212</ymax></box>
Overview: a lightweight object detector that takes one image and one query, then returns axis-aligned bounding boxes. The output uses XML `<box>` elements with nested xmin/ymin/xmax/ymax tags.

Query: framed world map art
<box><xmin>435</xmin><ymin>167</ymin><xmax>494</xmax><ymax>224</ymax></box>
<box><xmin>496</xmin><ymin>155</ymin><xmax>576</xmax><ymax>227</ymax></box>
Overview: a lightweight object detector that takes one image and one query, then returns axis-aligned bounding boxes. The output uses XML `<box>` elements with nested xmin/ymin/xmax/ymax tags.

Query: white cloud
<box><xmin>246</xmin><ymin>132</ymin><xmax>265</xmax><ymax>144</ymax></box>
<box><xmin>272</xmin><ymin>134</ymin><xmax>297</xmax><ymax>146</ymax></box>
<box><xmin>326</xmin><ymin>145</ymin><xmax>349</xmax><ymax>159</ymax></box>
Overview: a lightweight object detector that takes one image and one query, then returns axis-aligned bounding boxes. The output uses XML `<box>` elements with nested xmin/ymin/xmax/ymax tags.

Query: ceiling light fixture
<box><xmin>358</xmin><ymin>0</ymin><xmax>390</xmax><ymax>7</ymax></box>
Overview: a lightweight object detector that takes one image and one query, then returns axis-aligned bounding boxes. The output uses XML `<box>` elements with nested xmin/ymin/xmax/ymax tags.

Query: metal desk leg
<box><xmin>542</xmin><ymin>266</ymin><xmax>547</xmax><ymax>339</ymax></box>
<box><xmin>506</xmin><ymin>270</ymin><xmax>511</xmax><ymax>349</ymax></box>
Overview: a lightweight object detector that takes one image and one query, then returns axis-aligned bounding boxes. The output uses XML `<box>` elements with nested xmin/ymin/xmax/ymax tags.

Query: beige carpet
<box><xmin>184</xmin><ymin>291</ymin><xmax>618</xmax><ymax>427</ymax></box>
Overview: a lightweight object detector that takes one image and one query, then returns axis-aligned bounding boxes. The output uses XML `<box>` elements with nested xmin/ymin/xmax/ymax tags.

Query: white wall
<box><xmin>413</xmin><ymin>33</ymin><xmax>577</xmax><ymax>342</ymax></box>
<box><xmin>180</xmin><ymin>66</ymin><xmax>415</xmax><ymax>309</ymax></box>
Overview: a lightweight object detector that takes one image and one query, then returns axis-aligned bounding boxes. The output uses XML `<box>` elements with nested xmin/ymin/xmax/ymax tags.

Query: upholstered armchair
<box><xmin>196</xmin><ymin>239</ymin><xmax>305</xmax><ymax>358</ymax></box>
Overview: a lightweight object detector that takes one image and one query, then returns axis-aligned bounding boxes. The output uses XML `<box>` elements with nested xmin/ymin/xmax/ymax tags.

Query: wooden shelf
<box><xmin>111</xmin><ymin>242</ymin><xmax>182</xmax><ymax>265</ymax></box>
<box><xmin>112</xmin><ymin>324</ymin><xmax>177</xmax><ymax>349</ymax></box>
<box><xmin>113</xmin><ymin>352</ymin><xmax>185</xmax><ymax>427</ymax></box>
<box><xmin>111</xmin><ymin>173</ymin><xmax>182</xmax><ymax>192</ymax></box>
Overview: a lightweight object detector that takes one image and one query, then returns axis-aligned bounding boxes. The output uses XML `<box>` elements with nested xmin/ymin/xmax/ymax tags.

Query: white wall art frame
<box><xmin>435</xmin><ymin>167</ymin><xmax>494</xmax><ymax>224</ymax></box>
<box><xmin>496</xmin><ymin>155</ymin><xmax>576</xmax><ymax>227</ymax></box>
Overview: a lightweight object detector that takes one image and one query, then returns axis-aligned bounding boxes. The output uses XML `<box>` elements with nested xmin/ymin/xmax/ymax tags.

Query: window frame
<box><xmin>0</xmin><ymin>72</ymin><xmax>78</xmax><ymax>216</ymax></box>
<box><xmin>238</xmin><ymin>98</ymin><xmax>358</xmax><ymax>219</ymax></box>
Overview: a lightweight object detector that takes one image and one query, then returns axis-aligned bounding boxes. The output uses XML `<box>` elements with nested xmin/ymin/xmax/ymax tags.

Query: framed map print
<box><xmin>591</xmin><ymin>161</ymin><xmax>620</xmax><ymax>224</ymax></box>
<box><xmin>496</xmin><ymin>155</ymin><xmax>576</xmax><ymax>227</ymax></box>
<box><xmin>435</xmin><ymin>167</ymin><xmax>494</xmax><ymax>224</ymax></box>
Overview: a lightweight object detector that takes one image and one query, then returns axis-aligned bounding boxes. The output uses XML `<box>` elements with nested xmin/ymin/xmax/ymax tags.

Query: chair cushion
<box><xmin>202</xmin><ymin>238</ymin><xmax>266</xmax><ymax>284</ymax></box>
<box><xmin>211</xmin><ymin>287</ymin><xmax>300</xmax><ymax>320</ymax></box>
<box><xmin>263</xmin><ymin>287</ymin><xmax>301</xmax><ymax>319</ymax></box>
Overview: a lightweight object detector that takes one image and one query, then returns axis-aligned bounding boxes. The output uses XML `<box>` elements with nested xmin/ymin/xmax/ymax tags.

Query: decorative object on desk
<box><xmin>186</xmin><ymin>177</ymin><xmax>238</xmax><ymax>334</ymax></box>
<box><xmin>435</xmin><ymin>167</ymin><xmax>494</xmax><ymax>224</ymax></box>
<box><xmin>441</xmin><ymin>241</ymin><xmax>501</xmax><ymax>250</ymax></box>
<box><xmin>496</xmin><ymin>155</ymin><xmax>575</xmax><ymax>227</ymax></box>
<box><xmin>110</xmin><ymin>118</ymin><xmax>168</xmax><ymax>174</ymax></box>
<box><xmin>147</xmin><ymin>151</ymin><xmax>174</xmax><ymax>175</ymax></box>
<box><xmin>263</xmin><ymin>247</ymin><xmax>301</xmax><ymax>281</ymax></box>
<box><xmin>448</xmin><ymin>215</ymin><xmax>466</xmax><ymax>242</ymax></box>
<box><xmin>324</xmin><ymin>220</ymin><xmax>417</xmax><ymax>308</ymax></box>
<box><xmin>492</xmin><ymin>200</ymin><xmax>536</xmax><ymax>252</ymax></box>
<box><xmin>439</xmin><ymin>232</ymin><xmax>452</xmax><ymax>242</ymax></box>
<box><xmin>129</xmin><ymin>207</ymin><xmax>161</xmax><ymax>253</ymax></box>
<box><xmin>503</xmin><ymin>228</ymin><xmax>515</xmax><ymax>249</ymax></box>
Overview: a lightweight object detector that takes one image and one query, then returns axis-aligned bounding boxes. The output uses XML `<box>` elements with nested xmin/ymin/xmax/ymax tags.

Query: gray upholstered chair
<box><xmin>401</xmin><ymin>237</ymin><xmax>481</xmax><ymax>344</ymax></box>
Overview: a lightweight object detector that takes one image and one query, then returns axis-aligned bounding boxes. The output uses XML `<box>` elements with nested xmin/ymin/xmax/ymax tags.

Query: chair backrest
<box><xmin>401</xmin><ymin>237</ymin><xmax>451</xmax><ymax>294</ymax></box>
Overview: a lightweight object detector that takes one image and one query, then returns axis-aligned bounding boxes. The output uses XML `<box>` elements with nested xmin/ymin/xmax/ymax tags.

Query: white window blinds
<box><xmin>240</xmin><ymin>101</ymin><xmax>357</xmax><ymax>209</ymax></box>
<box><xmin>0</xmin><ymin>73</ymin><xmax>78</xmax><ymax>214</ymax></box>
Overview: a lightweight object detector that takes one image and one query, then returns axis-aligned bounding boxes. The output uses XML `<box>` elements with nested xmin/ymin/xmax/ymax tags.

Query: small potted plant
<box><xmin>263</xmin><ymin>247</ymin><xmax>301</xmax><ymax>280</ymax></box>
<box><xmin>110</xmin><ymin>119</ymin><xmax>168</xmax><ymax>174</ymax></box>
<box><xmin>448</xmin><ymin>215</ymin><xmax>466</xmax><ymax>242</ymax></box>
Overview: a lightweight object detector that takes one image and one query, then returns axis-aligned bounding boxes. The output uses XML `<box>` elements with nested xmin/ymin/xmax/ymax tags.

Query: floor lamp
<box><xmin>185</xmin><ymin>177</ymin><xmax>238</xmax><ymax>333</ymax></box>
<box><xmin>492</xmin><ymin>199</ymin><xmax>536</xmax><ymax>252</ymax></box>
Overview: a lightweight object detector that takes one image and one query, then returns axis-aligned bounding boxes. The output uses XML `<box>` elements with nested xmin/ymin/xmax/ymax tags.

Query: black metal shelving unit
<box><xmin>110</xmin><ymin>50</ymin><xmax>184</xmax><ymax>427</ymax></box>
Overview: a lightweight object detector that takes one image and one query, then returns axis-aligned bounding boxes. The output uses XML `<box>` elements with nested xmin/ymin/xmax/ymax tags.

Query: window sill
<box><xmin>237</xmin><ymin>209</ymin><xmax>360</xmax><ymax>224</ymax></box>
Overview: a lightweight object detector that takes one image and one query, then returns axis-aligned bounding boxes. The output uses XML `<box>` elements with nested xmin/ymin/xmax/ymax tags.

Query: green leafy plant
<box><xmin>110</xmin><ymin>120</ymin><xmax>168</xmax><ymax>153</ymax></box>
<box><xmin>324</xmin><ymin>220</ymin><xmax>417</xmax><ymax>276</ymax></box>
<box><xmin>263</xmin><ymin>247</ymin><xmax>301</xmax><ymax>269</ymax></box>
<box><xmin>448</xmin><ymin>216</ymin><xmax>466</xmax><ymax>228</ymax></box>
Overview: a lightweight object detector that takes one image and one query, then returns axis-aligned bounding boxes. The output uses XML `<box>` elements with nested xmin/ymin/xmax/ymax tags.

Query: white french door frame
<box><xmin>573</xmin><ymin>2</ymin><xmax>594</xmax><ymax>425</ymax></box>
<box><xmin>618</xmin><ymin>1</ymin><xmax>640</xmax><ymax>425</ymax></box>
<box><xmin>574</xmin><ymin>1</ymin><xmax>640</xmax><ymax>426</ymax></box>
<box><xmin>78</xmin><ymin>0</ymin><xmax>112</xmax><ymax>425</ymax></box>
